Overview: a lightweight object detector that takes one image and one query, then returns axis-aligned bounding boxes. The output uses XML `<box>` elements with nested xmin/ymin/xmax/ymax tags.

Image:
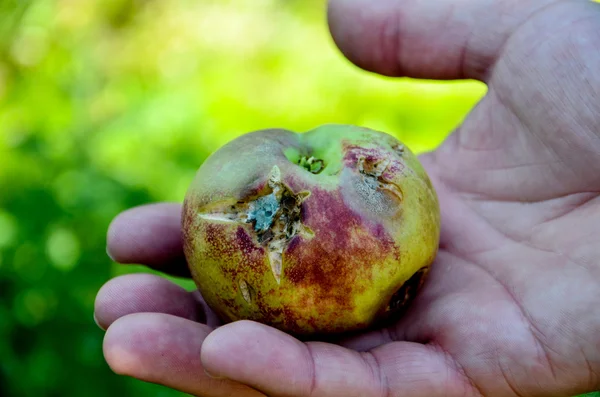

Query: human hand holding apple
<box><xmin>94</xmin><ymin>0</ymin><xmax>600</xmax><ymax>396</ymax></box>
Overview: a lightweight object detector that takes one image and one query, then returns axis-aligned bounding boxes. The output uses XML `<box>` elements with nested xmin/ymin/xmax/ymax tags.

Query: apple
<box><xmin>182</xmin><ymin>124</ymin><xmax>440</xmax><ymax>336</ymax></box>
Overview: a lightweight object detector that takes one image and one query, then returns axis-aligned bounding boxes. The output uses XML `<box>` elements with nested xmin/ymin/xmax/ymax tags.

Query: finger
<box><xmin>94</xmin><ymin>273</ymin><xmax>221</xmax><ymax>330</ymax></box>
<box><xmin>201</xmin><ymin>320</ymin><xmax>475</xmax><ymax>397</ymax></box>
<box><xmin>335</xmin><ymin>327</ymin><xmax>395</xmax><ymax>352</ymax></box>
<box><xmin>327</xmin><ymin>0</ymin><xmax>565</xmax><ymax>81</ymax></box>
<box><xmin>107</xmin><ymin>202</ymin><xmax>191</xmax><ymax>277</ymax></box>
<box><xmin>103</xmin><ymin>313</ymin><xmax>266</xmax><ymax>397</ymax></box>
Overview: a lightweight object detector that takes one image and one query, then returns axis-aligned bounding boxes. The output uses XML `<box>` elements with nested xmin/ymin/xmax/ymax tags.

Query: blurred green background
<box><xmin>0</xmin><ymin>0</ymin><xmax>593</xmax><ymax>396</ymax></box>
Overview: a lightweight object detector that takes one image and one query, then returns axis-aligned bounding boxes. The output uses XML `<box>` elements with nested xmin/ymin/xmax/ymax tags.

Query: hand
<box><xmin>94</xmin><ymin>0</ymin><xmax>600</xmax><ymax>396</ymax></box>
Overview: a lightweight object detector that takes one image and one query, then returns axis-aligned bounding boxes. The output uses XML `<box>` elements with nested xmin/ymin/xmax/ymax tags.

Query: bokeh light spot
<box><xmin>13</xmin><ymin>242</ymin><xmax>46</xmax><ymax>283</ymax></box>
<box><xmin>10</xmin><ymin>26</ymin><xmax>49</xmax><ymax>67</ymax></box>
<box><xmin>0</xmin><ymin>210</ymin><xmax>18</xmax><ymax>249</ymax></box>
<box><xmin>46</xmin><ymin>226</ymin><xmax>81</xmax><ymax>271</ymax></box>
<box><xmin>13</xmin><ymin>288</ymin><xmax>57</xmax><ymax>326</ymax></box>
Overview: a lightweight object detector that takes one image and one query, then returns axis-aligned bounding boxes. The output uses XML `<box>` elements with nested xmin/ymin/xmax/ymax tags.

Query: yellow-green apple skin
<box><xmin>182</xmin><ymin>124</ymin><xmax>440</xmax><ymax>336</ymax></box>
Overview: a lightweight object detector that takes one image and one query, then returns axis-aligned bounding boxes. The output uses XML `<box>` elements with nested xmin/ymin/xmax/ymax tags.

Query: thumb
<box><xmin>328</xmin><ymin>0</ymin><xmax>600</xmax><ymax>201</ymax></box>
<box><xmin>327</xmin><ymin>0</ymin><xmax>565</xmax><ymax>81</ymax></box>
<box><xmin>200</xmin><ymin>320</ymin><xmax>475</xmax><ymax>397</ymax></box>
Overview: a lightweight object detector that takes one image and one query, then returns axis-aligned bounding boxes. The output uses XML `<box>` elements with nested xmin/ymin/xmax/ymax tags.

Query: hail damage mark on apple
<box><xmin>392</xmin><ymin>143</ymin><xmax>405</xmax><ymax>157</ymax></box>
<box><xmin>197</xmin><ymin>165</ymin><xmax>313</xmax><ymax>285</ymax></box>
<box><xmin>386</xmin><ymin>266</ymin><xmax>429</xmax><ymax>313</ymax></box>
<box><xmin>338</xmin><ymin>144</ymin><xmax>407</xmax><ymax>220</ymax></box>
<box><xmin>239</xmin><ymin>279</ymin><xmax>253</xmax><ymax>304</ymax></box>
<box><xmin>357</xmin><ymin>155</ymin><xmax>403</xmax><ymax>202</ymax></box>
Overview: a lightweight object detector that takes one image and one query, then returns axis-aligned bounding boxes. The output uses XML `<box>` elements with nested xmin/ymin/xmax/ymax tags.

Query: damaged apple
<box><xmin>182</xmin><ymin>124</ymin><xmax>441</xmax><ymax>336</ymax></box>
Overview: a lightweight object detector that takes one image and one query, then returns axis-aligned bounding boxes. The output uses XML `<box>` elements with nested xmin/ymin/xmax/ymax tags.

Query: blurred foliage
<box><xmin>0</xmin><ymin>0</ymin><xmax>593</xmax><ymax>396</ymax></box>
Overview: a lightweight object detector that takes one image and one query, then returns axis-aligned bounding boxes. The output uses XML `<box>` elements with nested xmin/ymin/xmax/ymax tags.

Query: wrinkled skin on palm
<box><xmin>182</xmin><ymin>125</ymin><xmax>440</xmax><ymax>336</ymax></box>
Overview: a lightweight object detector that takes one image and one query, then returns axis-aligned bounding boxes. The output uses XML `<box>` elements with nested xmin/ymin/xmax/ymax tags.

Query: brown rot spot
<box><xmin>387</xmin><ymin>266</ymin><xmax>430</xmax><ymax>313</ymax></box>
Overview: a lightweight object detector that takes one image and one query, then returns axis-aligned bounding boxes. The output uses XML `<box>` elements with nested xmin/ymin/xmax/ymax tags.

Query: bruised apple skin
<box><xmin>182</xmin><ymin>124</ymin><xmax>440</xmax><ymax>336</ymax></box>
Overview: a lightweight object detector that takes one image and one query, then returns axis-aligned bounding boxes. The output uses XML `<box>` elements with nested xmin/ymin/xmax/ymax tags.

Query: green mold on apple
<box><xmin>182</xmin><ymin>124</ymin><xmax>440</xmax><ymax>336</ymax></box>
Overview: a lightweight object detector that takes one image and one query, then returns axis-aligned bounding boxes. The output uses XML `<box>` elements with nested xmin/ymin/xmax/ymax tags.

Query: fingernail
<box><xmin>106</xmin><ymin>246</ymin><xmax>115</xmax><ymax>262</ymax></box>
<box><xmin>204</xmin><ymin>368</ymin><xmax>226</xmax><ymax>380</ymax></box>
<box><xmin>93</xmin><ymin>312</ymin><xmax>106</xmax><ymax>331</ymax></box>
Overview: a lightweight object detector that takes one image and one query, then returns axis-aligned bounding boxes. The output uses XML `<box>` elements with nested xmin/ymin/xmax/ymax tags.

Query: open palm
<box><xmin>94</xmin><ymin>0</ymin><xmax>600</xmax><ymax>396</ymax></box>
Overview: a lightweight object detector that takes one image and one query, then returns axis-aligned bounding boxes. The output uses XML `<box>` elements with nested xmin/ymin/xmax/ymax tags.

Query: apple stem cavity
<box><xmin>297</xmin><ymin>156</ymin><xmax>325</xmax><ymax>174</ymax></box>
